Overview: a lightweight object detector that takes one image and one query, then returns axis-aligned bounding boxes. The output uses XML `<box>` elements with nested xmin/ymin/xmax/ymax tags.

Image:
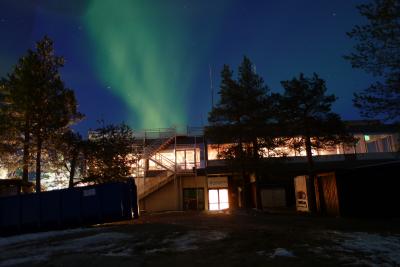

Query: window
<box><xmin>208</xmin><ymin>189</ymin><xmax>229</xmax><ymax>210</ymax></box>
<box><xmin>183</xmin><ymin>188</ymin><xmax>204</xmax><ymax>210</ymax></box>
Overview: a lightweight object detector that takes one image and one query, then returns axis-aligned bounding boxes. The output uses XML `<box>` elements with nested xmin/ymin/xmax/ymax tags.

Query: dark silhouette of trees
<box><xmin>277</xmin><ymin>73</ymin><xmax>354</xmax><ymax>212</ymax></box>
<box><xmin>345</xmin><ymin>0</ymin><xmax>400</xmax><ymax>121</ymax></box>
<box><xmin>0</xmin><ymin>84</ymin><xmax>20</xmax><ymax>173</ymax></box>
<box><xmin>1</xmin><ymin>36</ymin><xmax>83</xmax><ymax>192</ymax></box>
<box><xmin>50</xmin><ymin>130</ymin><xmax>84</xmax><ymax>188</ymax></box>
<box><xmin>207</xmin><ymin>56</ymin><xmax>278</xmax><ymax>209</ymax></box>
<box><xmin>83</xmin><ymin>123</ymin><xmax>137</xmax><ymax>184</ymax></box>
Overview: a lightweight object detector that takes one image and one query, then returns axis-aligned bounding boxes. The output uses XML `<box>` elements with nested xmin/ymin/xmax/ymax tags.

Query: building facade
<box><xmin>133</xmin><ymin>121</ymin><xmax>399</xmax><ymax>212</ymax></box>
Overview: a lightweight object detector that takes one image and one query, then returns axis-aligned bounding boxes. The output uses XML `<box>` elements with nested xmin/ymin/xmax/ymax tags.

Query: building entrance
<box><xmin>208</xmin><ymin>189</ymin><xmax>229</xmax><ymax>210</ymax></box>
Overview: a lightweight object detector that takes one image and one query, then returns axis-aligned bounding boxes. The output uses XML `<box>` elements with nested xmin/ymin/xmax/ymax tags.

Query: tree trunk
<box><xmin>69</xmin><ymin>150</ymin><xmax>77</xmax><ymax>188</ymax></box>
<box><xmin>22</xmin><ymin>123</ymin><xmax>30</xmax><ymax>183</ymax></box>
<box><xmin>252</xmin><ymin>139</ymin><xmax>262</xmax><ymax>209</ymax></box>
<box><xmin>305</xmin><ymin>135</ymin><xmax>317</xmax><ymax>213</ymax></box>
<box><xmin>238</xmin><ymin>141</ymin><xmax>251</xmax><ymax>210</ymax></box>
<box><xmin>35</xmin><ymin>137</ymin><xmax>42</xmax><ymax>193</ymax></box>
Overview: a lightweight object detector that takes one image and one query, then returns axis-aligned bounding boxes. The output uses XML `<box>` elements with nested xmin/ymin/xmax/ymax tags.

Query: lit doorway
<box><xmin>208</xmin><ymin>189</ymin><xmax>229</xmax><ymax>210</ymax></box>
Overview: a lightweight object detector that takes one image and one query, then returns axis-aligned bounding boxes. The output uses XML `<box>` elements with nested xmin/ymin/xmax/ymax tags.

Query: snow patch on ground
<box><xmin>145</xmin><ymin>230</ymin><xmax>227</xmax><ymax>254</ymax></box>
<box><xmin>204</xmin><ymin>230</ymin><xmax>228</xmax><ymax>241</ymax></box>
<box><xmin>0</xmin><ymin>229</ymin><xmax>228</xmax><ymax>264</ymax></box>
<box><xmin>53</xmin><ymin>232</ymin><xmax>129</xmax><ymax>252</ymax></box>
<box><xmin>256</xmin><ymin>248</ymin><xmax>295</xmax><ymax>258</ymax></box>
<box><xmin>313</xmin><ymin>231</ymin><xmax>400</xmax><ymax>266</ymax></box>
<box><xmin>0</xmin><ymin>255</ymin><xmax>48</xmax><ymax>267</ymax></box>
<box><xmin>104</xmin><ymin>248</ymin><xmax>133</xmax><ymax>257</ymax></box>
<box><xmin>0</xmin><ymin>231</ymin><xmax>132</xmax><ymax>267</ymax></box>
<box><xmin>144</xmin><ymin>247</ymin><xmax>169</xmax><ymax>254</ymax></box>
<box><xmin>269</xmin><ymin>248</ymin><xmax>295</xmax><ymax>258</ymax></box>
<box><xmin>0</xmin><ymin>228</ymin><xmax>97</xmax><ymax>247</ymax></box>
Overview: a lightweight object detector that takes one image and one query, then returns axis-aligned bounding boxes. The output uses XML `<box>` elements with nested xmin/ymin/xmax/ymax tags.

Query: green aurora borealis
<box><xmin>85</xmin><ymin>1</ymin><xmax>204</xmax><ymax>129</ymax></box>
<box><xmin>0</xmin><ymin>1</ymin><xmax>374</xmax><ymax>132</ymax></box>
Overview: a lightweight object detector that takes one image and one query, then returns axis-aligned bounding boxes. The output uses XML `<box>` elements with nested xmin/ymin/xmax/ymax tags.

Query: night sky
<box><xmin>0</xmin><ymin>0</ymin><xmax>374</xmax><ymax>135</ymax></box>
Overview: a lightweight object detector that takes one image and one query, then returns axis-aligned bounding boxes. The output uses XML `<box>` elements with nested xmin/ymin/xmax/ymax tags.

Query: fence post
<box><xmin>38</xmin><ymin>192</ymin><xmax>42</xmax><ymax>230</ymax></box>
<box><xmin>129</xmin><ymin>178</ymin><xmax>139</xmax><ymax>219</ymax></box>
<box><xmin>18</xmin><ymin>194</ymin><xmax>22</xmax><ymax>233</ymax></box>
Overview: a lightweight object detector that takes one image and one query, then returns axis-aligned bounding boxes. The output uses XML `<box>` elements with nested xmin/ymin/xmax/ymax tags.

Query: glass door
<box><xmin>208</xmin><ymin>189</ymin><xmax>229</xmax><ymax>210</ymax></box>
<box><xmin>183</xmin><ymin>188</ymin><xmax>205</xmax><ymax>210</ymax></box>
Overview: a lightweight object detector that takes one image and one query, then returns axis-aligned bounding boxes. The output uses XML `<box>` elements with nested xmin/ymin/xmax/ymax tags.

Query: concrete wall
<box><xmin>181</xmin><ymin>175</ymin><xmax>209</xmax><ymax>211</ymax></box>
<box><xmin>139</xmin><ymin>175</ymin><xmax>210</xmax><ymax>212</ymax></box>
<box><xmin>139</xmin><ymin>178</ymin><xmax>179</xmax><ymax>212</ymax></box>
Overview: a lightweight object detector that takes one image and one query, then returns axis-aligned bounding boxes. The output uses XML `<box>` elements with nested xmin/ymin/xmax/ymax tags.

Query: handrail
<box><xmin>134</xmin><ymin>127</ymin><xmax>176</xmax><ymax>139</ymax></box>
<box><xmin>157</xmin><ymin>153</ymin><xmax>175</xmax><ymax>167</ymax></box>
<box><xmin>149</xmin><ymin>157</ymin><xmax>175</xmax><ymax>172</ymax></box>
<box><xmin>137</xmin><ymin>171</ymin><xmax>175</xmax><ymax>199</ymax></box>
<box><xmin>133</xmin><ymin>126</ymin><xmax>205</xmax><ymax>139</ymax></box>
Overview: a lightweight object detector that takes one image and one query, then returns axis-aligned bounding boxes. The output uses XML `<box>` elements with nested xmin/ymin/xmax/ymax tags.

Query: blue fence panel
<box><xmin>99</xmin><ymin>183</ymin><xmax>123</xmax><ymax>222</ymax></box>
<box><xmin>20</xmin><ymin>194</ymin><xmax>40</xmax><ymax>230</ymax></box>
<box><xmin>0</xmin><ymin>196</ymin><xmax>20</xmax><ymax>233</ymax></box>
<box><xmin>60</xmin><ymin>187</ymin><xmax>82</xmax><ymax>226</ymax></box>
<box><xmin>0</xmin><ymin>181</ymin><xmax>138</xmax><ymax>236</ymax></box>
<box><xmin>40</xmin><ymin>190</ymin><xmax>61</xmax><ymax>228</ymax></box>
<box><xmin>81</xmin><ymin>186</ymin><xmax>102</xmax><ymax>224</ymax></box>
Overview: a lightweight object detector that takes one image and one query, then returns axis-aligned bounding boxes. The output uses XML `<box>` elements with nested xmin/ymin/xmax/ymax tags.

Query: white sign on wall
<box><xmin>294</xmin><ymin>176</ymin><xmax>309</xmax><ymax>212</ymax></box>
<box><xmin>208</xmin><ymin>177</ymin><xmax>228</xmax><ymax>188</ymax></box>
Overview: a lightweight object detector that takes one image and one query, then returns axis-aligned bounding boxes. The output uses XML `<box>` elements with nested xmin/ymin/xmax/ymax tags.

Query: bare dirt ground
<box><xmin>1</xmin><ymin>210</ymin><xmax>400</xmax><ymax>267</ymax></box>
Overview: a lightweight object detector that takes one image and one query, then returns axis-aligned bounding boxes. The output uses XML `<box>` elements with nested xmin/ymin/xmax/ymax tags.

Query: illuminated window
<box><xmin>208</xmin><ymin>189</ymin><xmax>229</xmax><ymax>210</ymax></box>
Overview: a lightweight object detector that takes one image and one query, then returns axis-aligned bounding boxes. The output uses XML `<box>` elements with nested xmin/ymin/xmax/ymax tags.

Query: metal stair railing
<box><xmin>137</xmin><ymin>170</ymin><xmax>175</xmax><ymax>200</ymax></box>
<box><xmin>135</xmin><ymin>129</ymin><xmax>178</xmax><ymax>201</ymax></box>
<box><xmin>149</xmin><ymin>153</ymin><xmax>175</xmax><ymax>172</ymax></box>
<box><xmin>142</xmin><ymin>135</ymin><xmax>175</xmax><ymax>160</ymax></box>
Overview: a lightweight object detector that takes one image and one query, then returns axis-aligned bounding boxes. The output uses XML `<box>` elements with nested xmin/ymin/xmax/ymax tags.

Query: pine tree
<box><xmin>207</xmin><ymin>56</ymin><xmax>277</xmax><ymax>208</ymax></box>
<box><xmin>1</xmin><ymin>36</ymin><xmax>83</xmax><ymax>192</ymax></box>
<box><xmin>345</xmin><ymin>0</ymin><xmax>400</xmax><ymax>121</ymax></box>
<box><xmin>278</xmin><ymin>73</ymin><xmax>354</xmax><ymax>212</ymax></box>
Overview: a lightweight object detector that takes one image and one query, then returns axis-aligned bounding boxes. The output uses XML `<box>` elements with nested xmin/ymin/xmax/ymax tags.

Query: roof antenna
<box><xmin>252</xmin><ymin>63</ymin><xmax>257</xmax><ymax>74</ymax></box>
<box><xmin>209</xmin><ymin>64</ymin><xmax>214</xmax><ymax>108</ymax></box>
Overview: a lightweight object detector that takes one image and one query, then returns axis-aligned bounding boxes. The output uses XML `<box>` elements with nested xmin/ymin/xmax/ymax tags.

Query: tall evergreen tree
<box><xmin>278</xmin><ymin>73</ymin><xmax>354</xmax><ymax>212</ymax></box>
<box><xmin>345</xmin><ymin>0</ymin><xmax>400</xmax><ymax>120</ymax></box>
<box><xmin>0</xmin><ymin>83</ymin><xmax>18</xmax><ymax>173</ymax></box>
<box><xmin>207</xmin><ymin>56</ymin><xmax>277</xmax><ymax>208</ymax></box>
<box><xmin>1</xmin><ymin>36</ymin><xmax>83</xmax><ymax>192</ymax></box>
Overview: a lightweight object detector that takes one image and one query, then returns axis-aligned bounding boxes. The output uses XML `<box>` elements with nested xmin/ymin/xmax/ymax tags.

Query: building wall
<box><xmin>139</xmin><ymin>178</ymin><xmax>179</xmax><ymax>212</ymax></box>
<box><xmin>207</xmin><ymin>133</ymin><xmax>399</xmax><ymax>159</ymax></box>
<box><xmin>139</xmin><ymin>175</ymin><xmax>210</xmax><ymax>212</ymax></box>
<box><xmin>181</xmin><ymin>175</ymin><xmax>209</xmax><ymax>211</ymax></box>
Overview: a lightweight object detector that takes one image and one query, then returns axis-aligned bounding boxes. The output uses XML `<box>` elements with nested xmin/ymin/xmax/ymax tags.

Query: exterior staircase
<box><xmin>149</xmin><ymin>153</ymin><xmax>175</xmax><ymax>172</ymax></box>
<box><xmin>142</xmin><ymin>135</ymin><xmax>175</xmax><ymax>159</ymax></box>
<box><xmin>136</xmin><ymin>130</ymin><xmax>177</xmax><ymax>200</ymax></box>
<box><xmin>136</xmin><ymin>170</ymin><xmax>175</xmax><ymax>199</ymax></box>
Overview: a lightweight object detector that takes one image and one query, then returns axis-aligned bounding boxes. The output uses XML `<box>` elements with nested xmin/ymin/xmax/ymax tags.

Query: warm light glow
<box><xmin>209</xmin><ymin>189</ymin><xmax>219</xmax><ymax>211</ymax></box>
<box><xmin>208</xmin><ymin>189</ymin><xmax>229</xmax><ymax>210</ymax></box>
<box><xmin>219</xmin><ymin>189</ymin><xmax>229</xmax><ymax>210</ymax></box>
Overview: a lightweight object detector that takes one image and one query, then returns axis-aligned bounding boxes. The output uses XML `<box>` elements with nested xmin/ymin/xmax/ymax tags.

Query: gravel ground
<box><xmin>1</xmin><ymin>210</ymin><xmax>400</xmax><ymax>267</ymax></box>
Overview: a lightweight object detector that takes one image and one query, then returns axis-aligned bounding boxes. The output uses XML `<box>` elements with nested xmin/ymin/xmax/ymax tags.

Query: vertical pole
<box><xmin>364</xmin><ymin>133</ymin><xmax>368</xmax><ymax>153</ymax></box>
<box><xmin>194</xmin><ymin>136</ymin><xmax>198</xmax><ymax>210</ymax></box>
<box><xmin>209</xmin><ymin>64</ymin><xmax>214</xmax><ymax>109</ymax></box>
<box><xmin>174</xmin><ymin>133</ymin><xmax>178</xmax><ymax>209</ymax></box>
